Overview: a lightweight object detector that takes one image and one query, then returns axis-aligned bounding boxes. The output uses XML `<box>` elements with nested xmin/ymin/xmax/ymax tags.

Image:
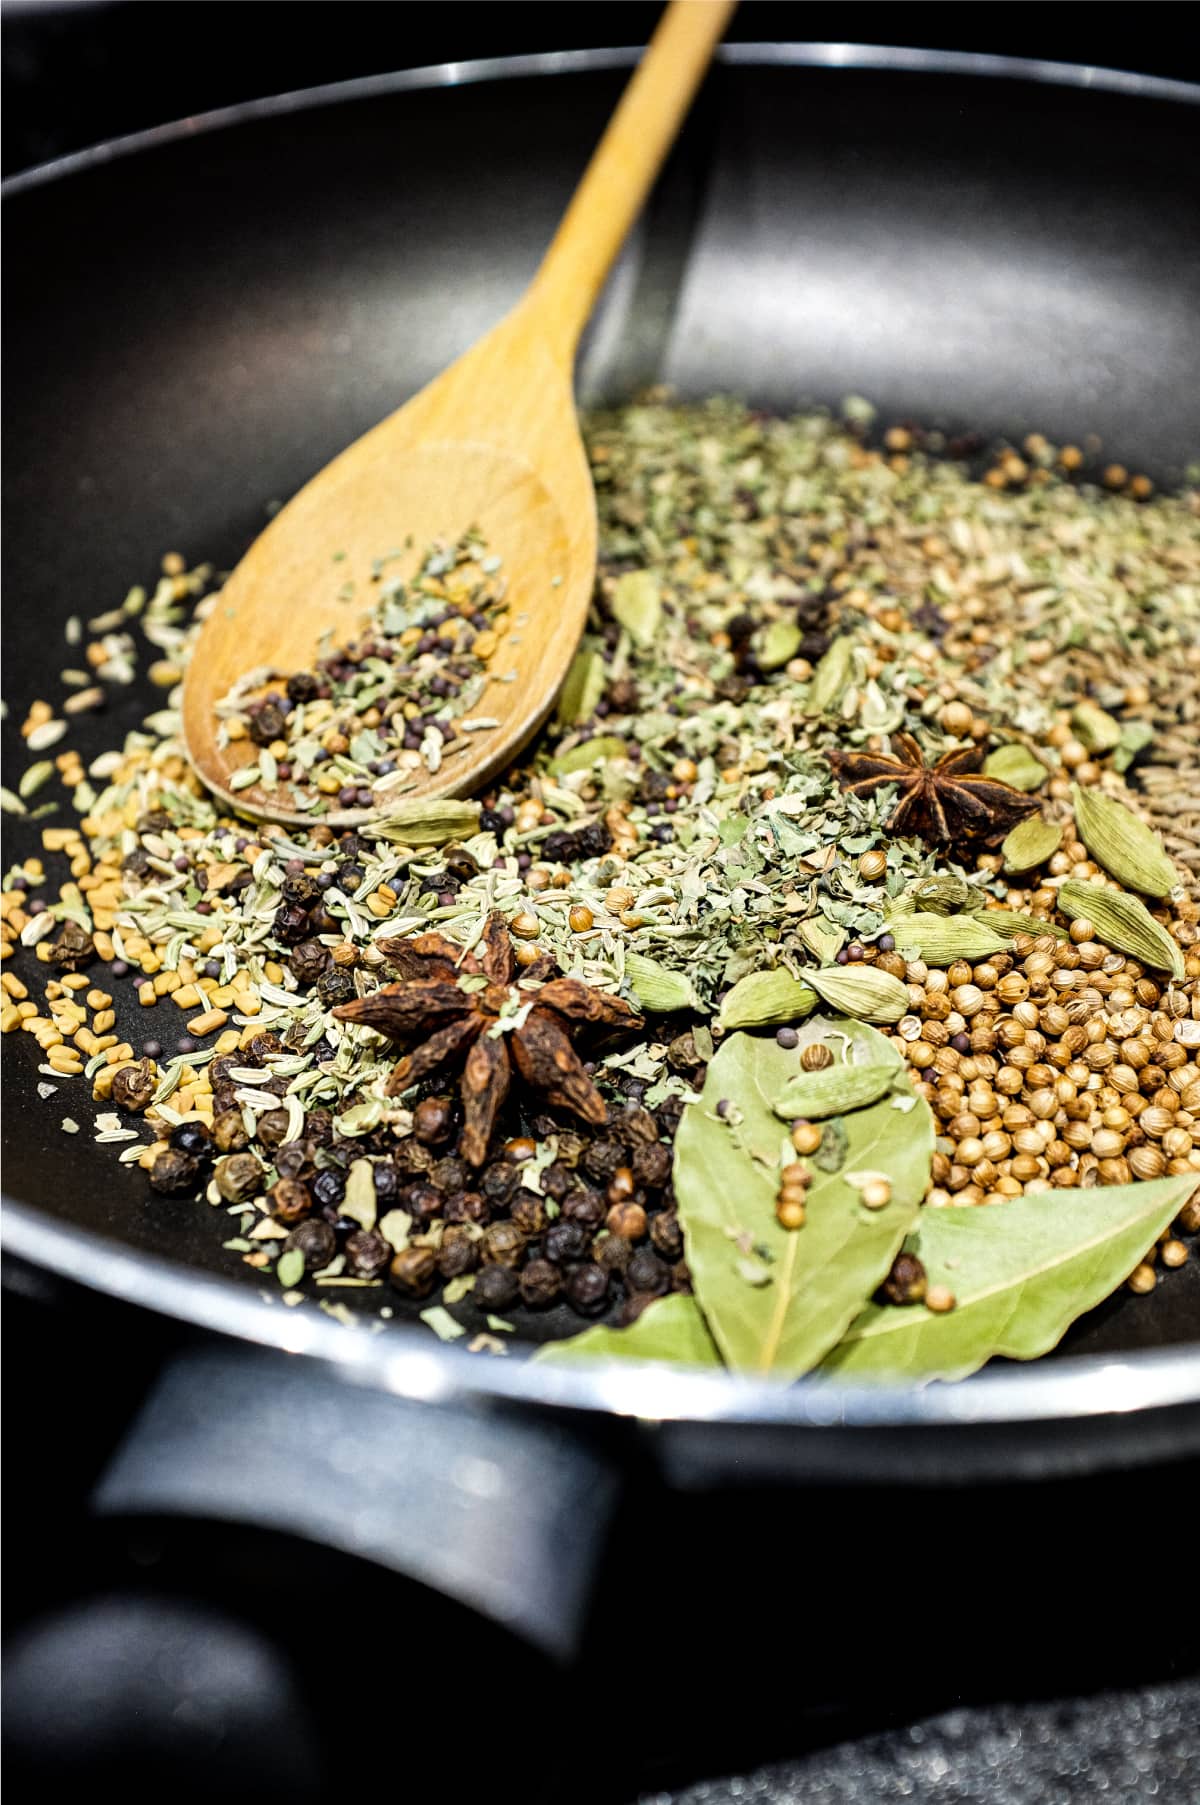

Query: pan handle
<box><xmin>92</xmin><ymin>1342</ymin><xmax>619</xmax><ymax>1662</ymax></box>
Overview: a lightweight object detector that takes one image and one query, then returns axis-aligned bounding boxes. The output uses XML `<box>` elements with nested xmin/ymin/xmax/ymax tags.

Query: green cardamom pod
<box><xmin>1070</xmin><ymin>785</ymin><xmax>1178</xmax><ymax>897</ymax></box>
<box><xmin>902</xmin><ymin>873</ymin><xmax>981</xmax><ymax>916</ymax></box>
<box><xmin>982</xmin><ymin>744</ymin><xmax>1048</xmax><ymax>792</ymax></box>
<box><xmin>372</xmin><ymin>799</ymin><xmax>481</xmax><ymax>846</ymax></box>
<box><xmin>1002</xmin><ymin>815</ymin><xmax>1063</xmax><ymax>873</ymax></box>
<box><xmin>1070</xmin><ymin>700</ymin><xmax>1122</xmax><ymax>754</ymax></box>
<box><xmin>773</xmin><ymin>1063</ymin><xmax>897</xmax><ymax>1121</ymax></box>
<box><xmin>549</xmin><ymin>735</ymin><xmax>631</xmax><ymax>776</ymax></box>
<box><xmin>556</xmin><ymin>647</ymin><xmax>607</xmax><ymax>725</ymax></box>
<box><xmin>718</xmin><ymin>969</ymin><xmax>818</xmax><ymax>1030</ymax></box>
<box><xmin>979</xmin><ymin>909</ymin><xmax>1069</xmax><ymax>942</ymax></box>
<box><xmin>751</xmin><ymin>619</ymin><xmax>803</xmax><ymax>672</ymax></box>
<box><xmin>624</xmin><ymin>951</ymin><xmax>701</xmax><ymax>1014</ymax></box>
<box><xmin>797</xmin><ymin>916</ymin><xmax>845</xmax><ymax>963</ymax></box>
<box><xmin>1056</xmin><ymin>880</ymin><xmax>1184</xmax><ymax>979</ymax></box>
<box><xmin>802</xmin><ymin>635</ymin><xmax>855</xmax><ymax>717</ymax></box>
<box><xmin>806</xmin><ymin>965</ymin><xmax>910</xmax><ymax>1023</ymax></box>
<box><xmin>887</xmin><ymin>912</ymin><xmax>1008</xmax><ymax>963</ymax></box>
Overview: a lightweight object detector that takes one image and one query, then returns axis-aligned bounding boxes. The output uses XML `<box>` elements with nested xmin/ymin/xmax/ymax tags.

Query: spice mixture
<box><xmin>3</xmin><ymin>398</ymin><xmax>1198</xmax><ymax>1372</ymax></box>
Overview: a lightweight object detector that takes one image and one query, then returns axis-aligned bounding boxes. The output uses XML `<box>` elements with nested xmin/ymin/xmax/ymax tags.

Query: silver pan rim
<box><xmin>4</xmin><ymin>43</ymin><xmax>1198</xmax><ymax>1430</ymax></box>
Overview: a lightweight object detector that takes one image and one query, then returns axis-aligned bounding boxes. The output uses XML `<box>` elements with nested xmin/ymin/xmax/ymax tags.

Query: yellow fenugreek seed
<box><xmin>93</xmin><ymin>1008</ymin><xmax>116</xmax><ymax>1034</ymax></box>
<box><xmin>187</xmin><ymin>1008</ymin><xmax>229</xmax><ymax>1038</ymax></box>
<box><xmin>1</xmin><ymin>973</ymin><xmax>29</xmax><ymax>998</ymax></box>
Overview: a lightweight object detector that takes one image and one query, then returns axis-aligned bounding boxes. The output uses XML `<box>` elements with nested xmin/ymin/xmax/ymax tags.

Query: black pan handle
<box><xmin>91</xmin><ymin>1342</ymin><xmax>619</xmax><ymax>1662</ymax></box>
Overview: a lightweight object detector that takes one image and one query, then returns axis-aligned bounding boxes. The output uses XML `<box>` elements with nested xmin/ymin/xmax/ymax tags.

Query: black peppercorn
<box><xmin>275</xmin><ymin>1137</ymin><xmax>319</xmax><ymax>1181</ymax></box>
<box><xmin>249</xmin><ymin>702</ymin><xmax>286</xmax><ymax>745</ymax></box>
<box><xmin>406</xmin><ymin>1183</ymin><xmax>443</xmax><ymax>1226</ymax></box>
<box><xmin>442</xmin><ymin>846</ymin><xmax>479</xmax><ymax>882</ymax></box>
<box><xmin>285</xmin><ymin>1218</ymin><xmax>337</xmax><ymax>1271</ymax></box>
<box><xmin>216</xmin><ymin>1152</ymin><xmax>263</xmax><ymax>1204</ymax></box>
<box><xmin>519</xmin><ymin>1259</ymin><xmax>563</xmax><ymax>1309</ymax></box>
<box><xmin>210</xmin><ymin>1054</ymin><xmax>241</xmax><ymax>1084</ymax></box>
<box><xmin>304</xmin><ymin>1109</ymin><xmax>335</xmax><ymax>1145</ymax></box>
<box><xmin>657</xmin><ymin>1095</ymin><xmax>686</xmax><ymax>1136</ymax></box>
<box><xmin>621</xmin><ymin>1106</ymin><xmax>660</xmax><ymax>1147</ymax></box>
<box><xmin>317</xmin><ymin>967</ymin><xmax>357</xmax><ymax>1008</ymax></box>
<box><xmin>566</xmin><ymin>1264</ymin><xmax>609</xmax><ymax>1316</ymax></box>
<box><xmin>626</xmin><ymin>1249</ymin><xmax>669</xmax><ymax>1297</ymax></box>
<box><xmin>310</xmin><ymin>1168</ymin><xmax>347</xmax><ymax>1211</ymax></box>
<box><xmin>649</xmin><ymin>1210</ymin><xmax>683</xmax><ymax>1260</ymax></box>
<box><xmin>255</xmin><ymin>1108</ymin><xmax>292</xmax><ymax>1150</ymax></box>
<box><xmin>414</xmin><ymin>1096</ymin><xmax>455</xmax><ymax>1146</ymax></box>
<box><xmin>543</xmin><ymin>1220</ymin><xmax>588</xmax><ymax>1266</ymax></box>
<box><xmin>389</xmin><ymin>1246</ymin><xmax>438</xmax><ymax>1297</ymax></box>
<box><xmin>669</xmin><ymin>1260</ymin><xmax>692</xmax><ymax>1293</ymax></box>
<box><xmin>111</xmin><ymin>1058</ymin><xmax>155</xmax><ymax>1113</ymax></box>
<box><xmin>271</xmin><ymin>1177</ymin><xmax>312</xmax><ymax>1224</ymax></box>
<box><xmin>371</xmin><ymin>1159</ymin><xmax>399</xmax><ymax>1203</ymax></box>
<box><xmin>480</xmin><ymin>1162</ymin><xmax>520</xmax><ymax>1204</ymax></box>
<box><xmin>149</xmin><ymin>1148</ymin><xmax>201</xmax><ymax>1196</ymax></box>
<box><xmin>285</xmin><ymin>670</ymin><xmax>320</xmax><ymax>704</ymax></box>
<box><xmin>212</xmin><ymin>1108</ymin><xmax>250</xmax><ymax>1153</ymax></box>
<box><xmin>480</xmin><ymin>1220</ymin><xmax>525</xmax><ymax>1268</ymax></box>
<box><xmin>631</xmin><ymin>1141</ymin><xmax>672</xmax><ymax>1189</ymax></box>
<box><xmin>345</xmin><ymin>1229</ymin><xmax>392</xmax><ymax>1280</ymax></box>
<box><xmin>289</xmin><ymin>939</ymin><xmax>331</xmax><ymax>984</ymax></box>
<box><xmin>542</xmin><ymin>1162</ymin><xmax>572</xmax><ymax>1201</ymax></box>
<box><xmin>510</xmin><ymin>1194</ymin><xmax>548</xmax><ymax>1238</ymax></box>
<box><xmin>444</xmin><ymin>1190</ymin><xmax>490</xmax><ymax>1226</ymax></box>
<box><xmin>281</xmin><ymin>873</ymin><xmax>321</xmax><ymax>911</ymax></box>
<box><xmin>272</xmin><ymin>903</ymin><xmax>310</xmax><ymax>944</ymax></box>
<box><xmin>211</xmin><ymin>1083</ymin><xmax>240</xmax><ymax>1116</ymax></box>
<box><xmin>562</xmin><ymin>1188</ymin><xmax>607</xmax><ymax>1231</ymax></box>
<box><xmin>430</xmin><ymin>1156</ymin><xmax>470</xmax><ymax>1194</ymax></box>
<box><xmin>437</xmin><ymin>1226</ymin><xmax>481</xmax><ymax>1280</ymax></box>
<box><xmin>582</xmin><ymin>1139</ymin><xmax>625</xmax><ymax>1184</ymax></box>
<box><xmin>881</xmin><ymin>1251</ymin><xmax>928</xmax><ymax>1306</ymax></box>
<box><xmin>170</xmin><ymin>1120</ymin><xmax>213</xmax><ymax>1158</ymax></box>
<box><xmin>472</xmin><ymin>1264</ymin><xmax>520</xmax><ymax>1313</ymax></box>
<box><xmin>245</xmin><ymin>1032</ymin><xmax>284</xmax><ymax>1063</ymax></box>
<box><xmin>595</xmin><ymin>1235</ymin><xmax>632</xmax><ymax>1276</ymax></box>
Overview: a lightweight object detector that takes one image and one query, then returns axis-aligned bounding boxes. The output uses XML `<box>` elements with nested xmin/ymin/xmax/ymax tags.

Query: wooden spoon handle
<box><xmin>524</xmin><ymin>0</ymin><xmax>736</xmax><ymax>359</ymax></box>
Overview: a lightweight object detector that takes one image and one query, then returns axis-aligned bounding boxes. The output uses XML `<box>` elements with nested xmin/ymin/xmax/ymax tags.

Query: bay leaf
<box><xmin>532</xmin><ymin>1293</ymin><xmax>721</xmax><ymax>1367</ymax></box>
<box><xmin>821</xmin><ymin>1174</ymin><xmax>1198</xmax><ymax>1384</ymax></box>
<box><xmin>673</xmin><ymin>1023</ymin><xmax>933</xmax><ymax>1376</ymax></box>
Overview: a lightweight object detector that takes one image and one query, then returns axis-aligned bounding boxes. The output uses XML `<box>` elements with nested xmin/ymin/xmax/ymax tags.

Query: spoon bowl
<box><xmin>180</xmin><ymin>0</ymin><xmax>734</xmax><ymax>828</ymax></box>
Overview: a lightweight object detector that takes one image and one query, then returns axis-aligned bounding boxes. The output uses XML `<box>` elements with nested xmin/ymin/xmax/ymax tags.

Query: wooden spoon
<box><xmin>182</xmin><ymin>0</ymin><xmax>735</xmax><ymax>830</ymax></box>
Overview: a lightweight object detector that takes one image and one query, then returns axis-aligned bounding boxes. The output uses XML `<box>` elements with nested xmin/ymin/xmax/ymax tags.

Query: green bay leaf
<box><xmin>532</xmin><ymin>1293</ymin><xmax>720</xmax><ymax>1366</ymax></box>
<box><xmin>821</xmin><ymin>1174</ymin><xmax>1199</xmax><ymax>1384</ymax></box>
<box><xmin>674</xmin><ymin>1022</ymin><xmax>933</xmax><ymax>1377</ymax></box>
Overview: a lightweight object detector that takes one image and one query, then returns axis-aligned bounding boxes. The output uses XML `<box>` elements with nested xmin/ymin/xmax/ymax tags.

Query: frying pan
<box><xmin>4</xmin><ymin>44</ymin><xmax>1200</xmax><ymax>1663</ymax></box>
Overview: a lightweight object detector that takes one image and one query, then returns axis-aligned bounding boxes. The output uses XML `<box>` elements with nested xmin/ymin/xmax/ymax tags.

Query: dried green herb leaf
<box><xmin>550</xmin><ymin>735</ymin><xmax>630</xmax><ymax>776</ymax></box>
<box><xmin>624</xmin><ymin>951</ymin><xmax>701</xmax><ymax>1014</ymax></box>
<box><xmin>1056</xmin><ymin>880</ymin><xmax>1184</xmax><ymax>978</ymax></box>
<box><xmin>674</xmin><ymin>1023</ymin><xmax>933</xmax><ymax>1376</ymax></box>
<box><xmin>887</xmin><ymin>912</ymin><xmax>1009</xmax><ymax>963</ymax></box>
<box><xmin>822</xmin><ymin>1175</ymin><xmax>1199</xmax><ymax>1384</ymax></box>
<box><xmin>806</xmin><ymin>965</ymin><xmax>909</xmax><ymax>1023</ymax></box>
<box><xmin>1112</xmin><ymin>720</ymin><xmax>1154</xmax><ymax>775</ymax></box>
<box><xmin>276</xmin><ymin>1248</ymin><xmax>305</xmax><ymax>1289</ymax></box>
<box><xmin>802</xmin><ymin>635</ymin><xmax>855</xmax><ymax>717</ymax></box>
<box><xmin>532</xmin><ymin>1293</ymin><xmax>721</xmax><ymax>1367</ymax></box>
<box><xmin>611</xmin><ymin>569</ymin><xmax>661</xmax><ymax>647</ymax></box>
<box><xmin>719</xmin><ymin>969</ymin><xmax>817</xmax><ymax>1030</ymax></box>
<box><xmin>797</xmin><ymin>916</ymin><xmax>845</xmax><ymax>963</ymax></box>
<box><xmin>1070</xmin><ymin>700</ymin><xmax>1122</xmax><ymax>754</ymax></box>
<box><xmin>1002</xmin><ymin>816</ymin><xmax>1062</xmax><ymax>874</ymax></box>
<box><xmin>982</xmin><ymin>744</ymin><xmax>1047</xmax><ymax>792</ymax></box>
<box><xmin>773</xmin><ymin>1061</ymin><xmax>899</xmax><ymax>1121</ymax></box>
<box><xmin>812</xmin><ymin>1117</ymin><xmax>848</xmax><ymax>1172</ymax></box>
<box><xmin>556</xmin><ymin>646</ymin><xmax>607</xmax><ymax>725</ymax></box>
<box><xmin>372</xmin><ymin>799</ymin><xmax>482</xmax><ymax>846</ymax></box>
<box><xmin>420</xmin><ymin>1305</ymin><xmax>466</xmax><ymax>1341</ymax></box>
<box><xmin>1070</xmin><ymin>785</ymin><xmax>1179</xmax><ymax>897</ymax></box>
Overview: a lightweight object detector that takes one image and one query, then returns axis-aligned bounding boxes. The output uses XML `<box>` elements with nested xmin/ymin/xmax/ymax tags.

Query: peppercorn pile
<box><xmin>2</xmin><ymin>397</ymin><xmax>1198</xmax><ymax>1356</ymax></box>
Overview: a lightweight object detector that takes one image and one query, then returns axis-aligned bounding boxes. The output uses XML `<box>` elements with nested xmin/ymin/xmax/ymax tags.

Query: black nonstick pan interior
<box><xmin>4</xmin><ymin>47</ymin><xmax>1199</xmax><ymax>1416</ymax></box>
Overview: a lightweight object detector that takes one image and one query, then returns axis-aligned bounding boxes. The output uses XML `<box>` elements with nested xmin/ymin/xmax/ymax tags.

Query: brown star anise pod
<box><xmin>332</xmin><ymin>912</ymin><xmax>642</xmax><ymax>1166</ymax></box>
<box><xmin>826</xmin><ymin>731</ymin><xmax>1040</xmax><ymax>845</ymax></box>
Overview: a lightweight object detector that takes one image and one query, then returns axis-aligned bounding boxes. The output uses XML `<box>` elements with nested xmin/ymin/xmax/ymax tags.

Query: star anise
<box><xmin>332</xmin><ymin>912</ymin><xmax>642</xmax><ymax>1166</ymax></box>
<box><xmin>826</xmin><ymin>731</ymin><xmax>1040</xmax><ymax>845</ymax></box>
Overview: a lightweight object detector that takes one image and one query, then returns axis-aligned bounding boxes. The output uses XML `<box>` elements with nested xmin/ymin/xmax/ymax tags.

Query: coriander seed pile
<box><xmin>3</xmin><ymin>397</ymin><xmax>1198</xmax><ymax>1374</ymax></box>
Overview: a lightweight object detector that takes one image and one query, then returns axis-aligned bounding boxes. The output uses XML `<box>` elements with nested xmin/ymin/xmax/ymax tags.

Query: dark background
<box><xmin>4</xmin><ymin>0</ymin><xmax>1199</xmax><ymax>178</ymax></box>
